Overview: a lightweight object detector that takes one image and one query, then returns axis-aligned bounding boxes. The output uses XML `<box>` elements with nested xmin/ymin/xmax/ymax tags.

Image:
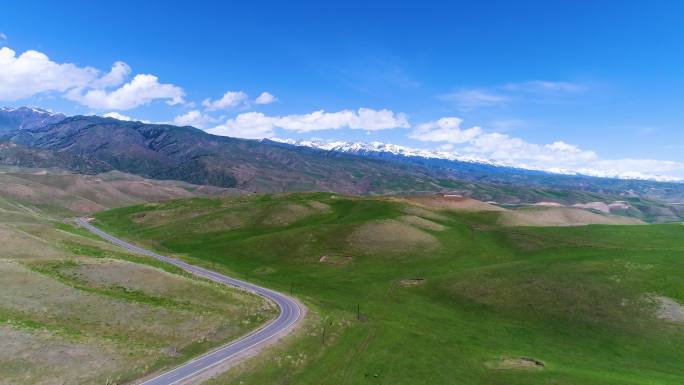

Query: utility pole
<box><xmin>357</xmin><ymin>303</ymin><xmax>360</xmax><ymax>321</ymax></box>
<box><xmin>322</xmin><ymin>326</ymin><xmax>326</xmax><ymax>345</ymax></box>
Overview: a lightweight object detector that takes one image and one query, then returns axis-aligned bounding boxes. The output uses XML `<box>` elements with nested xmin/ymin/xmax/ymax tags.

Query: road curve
<box><xmin>75</xmin><ymin>218</ymin><xmax>303</xmax><ymax>385</ymax></box>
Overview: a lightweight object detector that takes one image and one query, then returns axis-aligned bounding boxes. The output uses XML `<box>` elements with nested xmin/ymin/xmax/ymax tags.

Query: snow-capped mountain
<box><xmin>273</xmin><ymin>138</ymin><xmax>499</xmax><ymax>165</ymax></box>
<box><xmin>271</xmin><ymin>138</ymin><xmax>682</xmax><ymax>183</ymax></box>
<box><xmin>0</xmin><ymin>106</ymin><xmax>66</xmax><ymax>136</ymax></box>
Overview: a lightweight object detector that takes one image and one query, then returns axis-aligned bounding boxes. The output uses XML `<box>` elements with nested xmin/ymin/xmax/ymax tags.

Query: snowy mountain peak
<box><xmin>270</xmin><ymin>138</ymin><xmax>683</xmax><ymax>183</ymax></box>
<box><xmin>271</xmin><ymin>138</ymin><xmax>498</xmax><ymax>165</ymax></box>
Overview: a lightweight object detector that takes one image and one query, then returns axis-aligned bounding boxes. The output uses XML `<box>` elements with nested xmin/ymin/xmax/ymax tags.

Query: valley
<box><xmin>91</xmin><ymin>193</ymin><xmax>684</xmax><ymax>385</ymax></box>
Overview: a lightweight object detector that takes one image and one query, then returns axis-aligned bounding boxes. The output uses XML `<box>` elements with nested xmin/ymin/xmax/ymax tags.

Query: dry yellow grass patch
<box><xmin>0</xmin><ymin>325</ymin><xmax>133</xmax><ymax>385</ymax></box>
<box><xmin>348</xmin><ymin>220</ymin><xmax>439</xmax><ymax>254</ymax></box>
<box><xmin>0</xmin><ymin>225</ymin><xmax>65</xmax><ymax>260</ymax></box>
<box><xmin>62</xmin><ymin>259</ymin><xmax>256</xmax><ymax>312</ymax></box>
<box><xmin>498</xmin><ymin>207</ymin><xmax>644</xmax><ymax>227</ymax></box>
<box><xmin>0</xmin><ymin>260</ymin><xmax>225</xmax><ymax>345</ymax></box>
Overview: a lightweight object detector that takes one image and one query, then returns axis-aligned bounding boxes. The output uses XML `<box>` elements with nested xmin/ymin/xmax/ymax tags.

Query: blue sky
<box><xmin>2</xmin><ymin>0</ymin><xmax>684</xmax><ymax>180</ymax></box>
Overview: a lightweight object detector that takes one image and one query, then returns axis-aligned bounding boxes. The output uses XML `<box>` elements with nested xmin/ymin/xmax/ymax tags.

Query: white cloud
<box><xmin>440</xmin><ymin>80</ymin><xmax>586</xmax><ymax>109</ymax></box>
<box><xmin>207</xmin><ymin>112</ymin><xmax>277</xmax><ymax>139</ymax></box>
<box><xmin>202</xmin><ymin>91</ymin><xmax>248</xmax><ymax>111</ymax></box>
<box><xmin>410</xmin><ymin>117</ymin><xmax>482</xmax><ymax>144</ymax></box>
<box><xmin>503</xmin><ymin>80</ymin><xmax>585</xmax><ymax>93</ymax></box>
<box><xmin>67</xmin><ymin>74</ymin><xmax>185</xmax><ymax>110</ymax></box>
<box><xmin>438</xmin><ymin>89</ymin><xmax>508</xmax><ymax>109</ymax></box>
<box><xmin>277</xmin><ymin>108</ymin><xmax>409</xmax><ymax>132</ymax></box>
<box><xmin>91</xmin><ymin>61</ymin><xmax>131</xmax><ymax>89</ymax></box>
<box><xmin>254</xmin><ymin>91</ymin><xmax>276</xmax><ymax>105</ymax></box>
<box><xmin>101</xmin><ymin>111</ymin><xmax>151</xmax><ymax>123</ymax></box>
<box><xmin>0</xmin><ymin>47</ymin><xmax>99</xmax><ymax>101</ymax></box>
<box><xmin>102</xmin><ymin>111</ymin><xmax>132</xmax><ymax>121</ymax></box>
<box><xmin>0</xmin><ymin>33</ymin><xmax>6</xmax><ymax>42</ymax></box>
<box><xmin>207</xmin><ymin>108</ymin><xmax>409</xmax><ymax>139</ymax></box>
<box><xmin>173</xmin><ymin>110</ymin><xmax>215</xmax><ymax>128</ymax></box>
<box><xmin>0</xmin><ymin>46</ymin><xmax>184</xmax><ymax>110</ymax></box>
<box><xmin>411</xmin><ymin>116</ymin><xmax>684</xmax><ymax>181</ymax></box>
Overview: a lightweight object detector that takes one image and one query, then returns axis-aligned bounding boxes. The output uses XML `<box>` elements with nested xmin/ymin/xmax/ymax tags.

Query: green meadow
<box><xmin>95</xmin><ymin>193</ymin><xmax>684</xmax><ymax>385</ymax></box>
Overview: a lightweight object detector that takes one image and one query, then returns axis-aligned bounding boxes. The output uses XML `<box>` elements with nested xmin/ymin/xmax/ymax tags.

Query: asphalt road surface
<box><xmin>76</xmin><ymin>218</ymin><xmax>303</xmax><ymax>385</ymax></box>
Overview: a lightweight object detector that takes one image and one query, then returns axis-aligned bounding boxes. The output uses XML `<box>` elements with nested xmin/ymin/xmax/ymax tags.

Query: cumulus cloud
<box><xmin>102</xmin><ymin>111</ymin><xmax>132</xmax><ymax>121</ymax></box>
<box><xmin>410</xmin><ymin>117</ymin><xmax>482</xmax><ymax>144</ymax></box>
<box><xmin>208</xmin><ymin>108</ymin><xmax>409</xmax><ymax>139</ymax></box>
<box><xmin>173</xmin><ymin>110</ymin><xmax>215</xmax><ymax>128</ymax></box>
<box><xmin>207</xmin><ymin>112</ymin><xmax>277</xmax><ymax>139</ymax></box>
<box><xmin>91</xmin><ymin>61</ymin><xmax>131</xmax><ymax>89</ymax></box>
<box><xmin>202</xmin><ymin>91</ymin><xmax>248</xmax><ymax>111</ymax></box>
<box><xmin>411</xmin><ymin>116</ymin><xmax>684</xmax><ymax>181</ymax></box>
<box><xmin>0</xmin><ymin>46</ymin><xmax>185</xmax><ymax>110</ymax></box>
<box><xmin>101</xmin><ymin>111</ymin><xmax>151</xmax><ymax>123</ymax></box>
<box><xmin>277</xmin><ymin>108</ymin><xmax>409</xmax><ymax>132</ymax></box>
<box><xmin>67</xmin><ymin>74</ymin><xmax>185</xmax><ymax>110</ymax></box>
<box><xmin>254</xmin><ymin>91</ymin><xmax>277</xmax><ymax>104</ymax></box>
<box><xmin>0</xmin><ymin>47</ymin><xmax>98</xmax><ymax>100</ymax></box>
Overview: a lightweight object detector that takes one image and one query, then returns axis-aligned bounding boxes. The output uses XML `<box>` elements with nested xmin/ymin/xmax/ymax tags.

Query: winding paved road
<box><xmin>76</xmin><ymin>218</ymin><xmax>303</xmax><ymax>385</ymax></box>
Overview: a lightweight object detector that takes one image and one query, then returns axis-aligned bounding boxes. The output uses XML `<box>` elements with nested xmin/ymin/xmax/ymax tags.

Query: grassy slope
<box><xmin>0</xmin><ymin>185</ymin><xmax>273</xmax><ymax>384</ymax></box>
<box><xmin>94</xmin><ymin>193</ymin><xmax>684</xmax><ymax>385</ymax></box>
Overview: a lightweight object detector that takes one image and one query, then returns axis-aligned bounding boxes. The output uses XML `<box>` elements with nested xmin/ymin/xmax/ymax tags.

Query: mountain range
<box><xmin>1</xmin><ymin>106</ymin><xmax>683</xmax><ymax>222</ymax></box>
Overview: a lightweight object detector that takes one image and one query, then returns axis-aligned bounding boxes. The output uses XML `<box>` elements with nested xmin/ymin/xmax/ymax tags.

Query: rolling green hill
<box><xmin>94</xmin><ymin>193</ymin><xmax>684</xmax><ymax>385</ymax></box>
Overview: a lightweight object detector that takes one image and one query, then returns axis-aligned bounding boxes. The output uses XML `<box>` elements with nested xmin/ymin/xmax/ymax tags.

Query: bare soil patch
<box><xmin>651</xmin><ymin>295</ymin><xmax>684</xmax><ymax>322</ymax></box>
<box><xmin>488</xmin><ymin>357</ymin><xmax>545</xmax><ymax>370</ymax></box>
<box><xmin>318</xmin><ymin>254</ymin><xmax>353</xmax><ymax>265</ymax></box>
<box><xmin>399</xmin><ymin>278</ymin><xmax>425</xmax><ymax>287</ymax></box>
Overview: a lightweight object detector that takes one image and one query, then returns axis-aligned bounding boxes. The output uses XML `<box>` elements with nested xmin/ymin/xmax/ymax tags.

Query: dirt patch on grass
<box><xmin>348</xmin><ymin>220</ymin><xmax>439</xmax><ymax>254</ymax></box>
<box><xmin>498</xmin><ymin>207</ymin><xmax>644</xmax><ymax>227</ymax></box>
<box><xmin>398</xmin><ymin>215</ymin><xmax>446</xmax><ymax>231</ymax></box>
<box><xmin>488</xmin><ymin>357</ymin><xmax>545</xmax><ymax>370</ymax></box>
<box><xmin>406</xmin><ymin>196</ymin><xmax>506</xmax><ymax>212</ymax></box>
<box><xmin>651</xmin><ymin>295</ymin><xmax>684</xmax><ymax>322</ymax></box>
<box><xmin>318</xmin><ymin>254</ymin><xmax>353</xmax><ymax>265</ymax></box>
<box><xmin>399</xmin><ymin>278</ymin><xmax>425</xmax><ymax>287</ymax></box>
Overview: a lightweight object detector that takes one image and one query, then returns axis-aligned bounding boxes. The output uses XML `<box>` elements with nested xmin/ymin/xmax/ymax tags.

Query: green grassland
<box><xmin>0</xmin><ymin>188</ymin><xmax>274</xmax><ymax>384</ymax></box>
<box><xmin>93</xmin><ymin>193</ymin><xmax>684</xmax><ymax>385</ymax></box>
